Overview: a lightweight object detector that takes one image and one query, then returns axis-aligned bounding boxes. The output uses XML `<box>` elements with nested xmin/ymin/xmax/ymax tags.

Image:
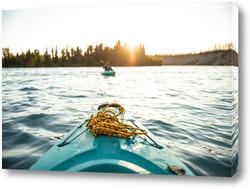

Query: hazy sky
<box><xmin>2</xmin><ymin>2</ymin><xmax>238</xmax><ymax>55</ymax></box>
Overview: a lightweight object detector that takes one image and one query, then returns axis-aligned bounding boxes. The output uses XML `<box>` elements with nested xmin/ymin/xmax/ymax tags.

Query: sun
<box><xmin>123</xmin><ymin>41</ymin><xmax>137</xmax><ymax>66</ymax></box>
<box><xmin>125</xmin><ymin>40</ymin><xmax>139</xmax><ymax>51</ymax></box>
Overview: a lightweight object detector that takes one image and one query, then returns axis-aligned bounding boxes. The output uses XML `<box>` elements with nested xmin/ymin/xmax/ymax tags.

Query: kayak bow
<box><xmin>29</xmin><ymin>103</ymin><xmax>195</xmax><ymax>176</ymax></box>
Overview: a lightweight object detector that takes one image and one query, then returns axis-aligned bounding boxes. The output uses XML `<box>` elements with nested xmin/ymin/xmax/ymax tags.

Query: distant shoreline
<box><xmin>162</xmin><ymin>49</ymin><xmax>238</xmax><ymax>66</ymax></box>
<box><xmin>2</xmin><ymin>49</ymin><xmax>238</xmax><ymax>68</ymax></box>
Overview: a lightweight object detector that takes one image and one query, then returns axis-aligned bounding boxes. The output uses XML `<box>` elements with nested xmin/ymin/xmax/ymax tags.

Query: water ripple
<box><xmin>2</xmin><ymin>66</ymin><xmax>238</xmax><ymax>176</ymax></box>
<box><xmin>20</xmin><ymin>87</ymin><xmax>39</xmax><ymax>91</ymax></box>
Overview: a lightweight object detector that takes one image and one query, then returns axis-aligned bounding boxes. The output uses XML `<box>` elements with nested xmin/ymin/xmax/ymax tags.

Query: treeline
<box><xmin>2</xmin><ymin>40</ymin><xmax>163</xmax><ymax>68</ymax></box>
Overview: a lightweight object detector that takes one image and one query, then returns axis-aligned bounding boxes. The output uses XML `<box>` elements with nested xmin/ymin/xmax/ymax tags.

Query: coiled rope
<box><xmin>86</xmin><ymin>103</ymin><xmax>147</xmax><ymax>138</ymax></box>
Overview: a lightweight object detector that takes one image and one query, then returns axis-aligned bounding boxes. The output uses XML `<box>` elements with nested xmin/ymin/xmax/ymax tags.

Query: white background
<box><xmin>0</xmin><ymin>0</ymin><xmax>249</xmax><ymax>188</ymax></box>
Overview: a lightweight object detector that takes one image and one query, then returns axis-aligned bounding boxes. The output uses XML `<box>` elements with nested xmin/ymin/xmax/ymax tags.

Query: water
<box><xmin>2</xmin><ymin>66</ymin><xmax>238</xmax><ymax>176</ymax></box>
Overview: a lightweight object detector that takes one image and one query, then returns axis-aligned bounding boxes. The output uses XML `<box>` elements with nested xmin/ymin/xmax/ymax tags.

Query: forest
<box><xmin>2</xmin><ymin>40</ymin><xmax>163</xmax><ymax>68</ymax></box>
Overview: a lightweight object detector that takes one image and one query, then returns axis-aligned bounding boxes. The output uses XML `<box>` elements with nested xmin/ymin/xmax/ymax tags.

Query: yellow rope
<box><xmin>86</xmin><ymin>103</ymin><xmax>147</xmax><ymax>138</ymax></box>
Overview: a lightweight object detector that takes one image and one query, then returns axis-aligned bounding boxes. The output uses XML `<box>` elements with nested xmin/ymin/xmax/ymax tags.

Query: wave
<box><xmin>20</xmin><ymin>87</ymin><xmax>39</xmax><ymax>91</ymax></box>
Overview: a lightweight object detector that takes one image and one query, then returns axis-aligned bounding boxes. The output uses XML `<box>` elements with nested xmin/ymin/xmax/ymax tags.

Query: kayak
<box><xmin>101</xmin><ymin>70</ymin><xmax>115</xmax><ymax>76</ymax></box>
<box><xmin>29</xmin><ymin>103</ymin><xmax>195</xmax><ymax>176</ymax></box>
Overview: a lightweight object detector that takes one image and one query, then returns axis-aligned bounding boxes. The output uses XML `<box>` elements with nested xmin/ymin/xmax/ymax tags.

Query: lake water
<box><xmin>2</xmin><ymin>66</ymin><xmax>238</xmax><ymax>176</ymax></box>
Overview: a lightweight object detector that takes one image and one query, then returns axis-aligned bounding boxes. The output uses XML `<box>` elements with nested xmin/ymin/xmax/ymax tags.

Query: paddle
<box><xmin>95</xmin><ymin>56</ymin><xmax>105</xmax><ymax>64</ymax></box>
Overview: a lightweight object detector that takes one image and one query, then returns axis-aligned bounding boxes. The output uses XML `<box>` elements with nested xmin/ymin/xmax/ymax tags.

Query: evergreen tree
<box><xmin>44</xmin><ymin>47</ymin><xmax>50</xmax><ymax>65</ymax></box>
<box><xmin>55</xmin><ymin>46</ymin><xmax>58</xmax><ymax>65</ymax></box>
<box><xmin>2</xmin><ymin>48</ymin><xmax>10</xmax><ymax>67</ymax></box>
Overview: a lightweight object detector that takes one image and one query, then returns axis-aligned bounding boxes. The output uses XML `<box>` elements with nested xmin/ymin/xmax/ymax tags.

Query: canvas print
<box><xmin>2</xmin><ymin>2</ymin><xmax>238</xmax><ymax>177</ymax></box>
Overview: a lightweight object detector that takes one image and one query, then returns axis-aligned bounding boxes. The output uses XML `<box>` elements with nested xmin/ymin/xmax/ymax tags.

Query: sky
<box><xmin>1</xmin><ymin>2</ymin><xmax>238</xmax><ymax>55</ymax></box>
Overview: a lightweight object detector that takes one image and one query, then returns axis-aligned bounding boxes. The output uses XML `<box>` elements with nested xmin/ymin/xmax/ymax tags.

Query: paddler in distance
<box><xmin>103</xmin><ymin>60</ymin><xmax>113</xmax><ymax>71</ymax></box>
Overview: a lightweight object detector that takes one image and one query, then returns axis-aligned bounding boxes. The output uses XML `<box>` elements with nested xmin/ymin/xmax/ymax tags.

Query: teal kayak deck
<box><xmin>29</xmin><ymin>107</ymin><xmax>194</xmax><ymax>175</ymax></box>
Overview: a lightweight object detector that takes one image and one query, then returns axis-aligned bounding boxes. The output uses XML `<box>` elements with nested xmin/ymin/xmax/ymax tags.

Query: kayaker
<box><xmin>103</xmin><ymin>60</ymin><xmax>113</xmax><ymax>71</ymax></box>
